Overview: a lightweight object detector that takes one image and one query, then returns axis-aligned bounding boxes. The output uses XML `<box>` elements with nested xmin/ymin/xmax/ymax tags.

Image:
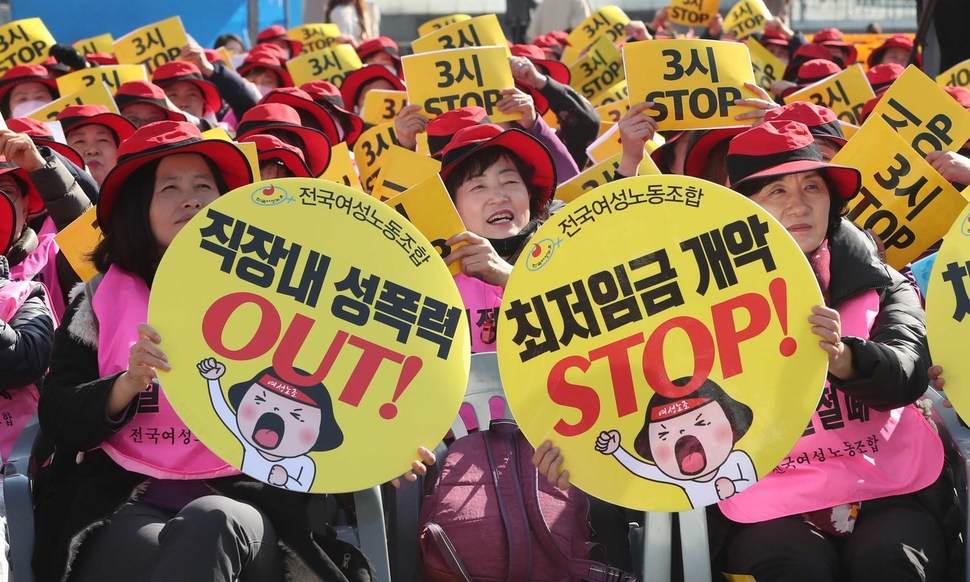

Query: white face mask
<box><xmin>11</xmin><ymin>99</ymin><xmax>51</xmax><ymax>118</ymax></box>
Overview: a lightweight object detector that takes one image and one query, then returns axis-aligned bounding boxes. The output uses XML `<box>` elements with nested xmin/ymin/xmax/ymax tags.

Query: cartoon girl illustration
<box><xmin>595</xmin><ymin>377</ymin><xmax>757</xmax><ymax>508</ymax></box>
<box><xmin>197</xmin><ymin>358</ymin><xmax>343</xmax><ymax>492</ymax></box>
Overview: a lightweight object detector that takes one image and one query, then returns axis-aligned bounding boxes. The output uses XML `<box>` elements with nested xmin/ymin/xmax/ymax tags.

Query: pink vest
<box><xmin>0</xmin><ymin>279</ymin><xmax>53</xmax><ymax>461</ymax></box>
<box><xmin>10</xmin><ymin>233</ymin><xmax>64</xmax><ymax>320</ymax></box>
<box><xmin>454</xmin><ymin>273</ymin><xmax>507</xmax><ymax>429</ymax></box>
<box><xmin>720</xmin><ymin>290</ymin><xmax>944</xmax><ymax>523</ymax></box>
<box><xmin>94</xmin><ymin>266</ymin><xmax>239</xmax><ymax>480</ymax></box>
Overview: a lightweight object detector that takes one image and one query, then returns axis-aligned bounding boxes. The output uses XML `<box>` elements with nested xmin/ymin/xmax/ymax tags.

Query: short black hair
<box><xmin>444</xmin><ymin>145</ymin><xmax>550</xmax><ymax>221</ymax></box>
<box><xmin>90</xmin><ymin>155</ymin><xmax>228</xmax><ymax>286</ymax></box>
<box><xmin>634</xmin><ymin>377</ymin><xmax>753</xmax><ymax>462</ymax></box>
<box><xmin>214</xmin><ymin>33</ymin><xmax>246</xmax><ymax>51</ymax></box>
<box><xmin>733</xmin><ymin>171</ymin><xmax>847</xmax><ymax>237</ymax></box>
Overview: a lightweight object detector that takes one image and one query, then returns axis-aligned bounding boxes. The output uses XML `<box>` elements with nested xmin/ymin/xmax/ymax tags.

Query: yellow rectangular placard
<box><xmin>668</xmin><ymin>0</ymin><xmax>720</xmax><ymax>28</ymax></box>
<box><xmin>361</xmin><ymin>89</ymin><xmax>408</xmax><ymax>125</ymax></box>
<box><xmin>833</xmin><ymin>121</ymin><xmax>968</xmax><ymax>269</ymax></box>
<box><xmin>0</xmin><ymin>18</ymin><xmax>57</xmax><ymax>74</ymax></box>
<box><xmin>320</xmin><ymin>142</ymin><xmax>362</xmax><ymax>190</ymax></box>
<box><xmin>592</xmin><ymin>80</ymin><xmax>629</xmax><ymax>107</ymax></box>
<box><xmin>286</xmin><ymin>43</ymin><xmax>362</xmax><ymax>87</ymax></box>
<box><xmin>386</xmin><ymin>174</ymin><xmax>467</xmax><ymax>274</ymax></box>
<box><xmin>411</xmin><ymin>14</ymin><xmax>507</xmax><ymax>54</ymax></box>
<box><xmin>596</xmin><ymin>99</ymin><xmax>629</xmax><ymax>124</ymax></box>
<box><xmin>784</xmin><ymin>64</ymin><xmax>874</xmax><ymax>125</ymax></box>
<box><xmin>113</xmin><ymin>16</ymin><xmax>188</xmax><ymax>74</ymax></box>
<box><xmin>402</xmin><ymin>46</ymin><xmax>516</xmax><ymax>124</ymax></box>
<box><xmin>746</xmin><ymin>38</ymin><xmax>784</xmax><ymax>91</ymax></box>
<box><xmin>586</xmin><ymin>122</ymin><xmax>665</xmax><ymax>165</ymax></box>
<box><xmin>569</xmin><ymin>35</ymin><xmax>625</xmax><ymax>100</ymax></box>
<box><xmin>287</xmin><ymin>23</ymin><xmax>341</xmax><ymax>55</ymax></box>
<box><xmin>353</xmin><ymin>121</ymin><xmax>400</xmax><ymax>192</ymax></box>
<box><xmin>869</xmin><ymin>65</ymin><xmax>970</xmax><ymax>157</ymax></box>
<box><xmin>937</xmin><ymin>58</ymin><xmax>970</xmax><ymax>89</ymax></box>
<box><xmin>370</xmin><ymin>145</ymin><xmax>442</xmax><ymax>202</ymax></box>
<box><xmin>625</xmin><ymin>39</ymin><xmax>758</xmax><ymax>131</ymax></box>
<box><xmin>73</xmin><ymin>33</ymin><xmax>114</xmax><ymax>56</ymax></box>
<box><xmin>563</xmin><ymin>7</ymin><xmax>630</xmax><ymax>65</ymax></box>
<box><xmin>55</xmin><ymin>206</ymin><xmax>101</xmax><ymax>282</ymax></box>
<box><xmin>556</xmin><ymin>152</ymin><xmax>661</xmax><ymax>203</ymax></box>
<box><xmin>28</xmin><ymin>82</ymin><xmax>119</xmax><ymax>122</ymax></box>
<box><xmin>723</xmin><ymin>0</ymin><xmax>772</xmax><ymax>39</ymax></box>
<box><xmin>418</xmin><ymin>14</ymin><xmax>472</xmax><ymax>38</ymax></box>
<box><xmin>201</xmin><ymin>128</ymin><xmax>261</xmax><ymax>181</ymax></box>
<box><xmin>57</xmin><ymin>64</ymin><xmax>147</xmax><ymax>96</ymax></box>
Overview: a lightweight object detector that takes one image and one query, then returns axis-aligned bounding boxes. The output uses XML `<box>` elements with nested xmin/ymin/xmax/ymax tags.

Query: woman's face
<box><xmin>149</xmin><ymin>153</ymin><xmax>219</xmax><ymax>249</ymax></box>
<box><xmin>165</xmin><ymin>81</ymin><xmax>205</xmax><ymax>118</ymax></box>
<box><xmin>824</xmin><ymin>44</ymin><xmax>849</xmax><ymax>63</ymax></box>
<box><xmin>122</xmin><ymin>103</ymin><xmax>167</xmax><ymax>128</ymax></box>
<box><xmin>224</xmin><ymin>39</ymin><xmax>245</xmax><ymax>55</ymax></box>
<box><xmin>816</xmin><ymin>137</ymin><xmax>841</xmax><ymax>162</ymax></box>
<box><xmin>765</xmin><ymin>44</ymin><xmax>790</xmax><ymax>65</ymax></box>
<box><xmin>260</xmin><ymin>161</ymin><xmax>293</xmax><ymax>179</ymax></box>
<box><xmin>245</xmin><ymin>67</ymin><xmax>282</xmax><ymax>95</ymax></box>
<box><xmin>647</xmin><ymin>401</ymin><xmax>735</xmax><ymax>481</ymax></box>
<box><xmin>8</xmin><ymin>82</ymin><xmax>53</xmax><ymax>117</ymax></box>
<box><xmin>0</xmin><ymin>175</ymin><xmax>27</xmax><ymax>240</ymax></box>
<box><xmin>454</xmin><ymin>154</ymin><xmax>531</xmax><ymax>239</ymax></box>
<box><xmin>67</xmin><ymin>124</ymin><xmax>118</xmax><ymax>185</ymax></box>
<box><xmin>749</xmin><ymin>170</ymin><xmax>832</xmax><ymax>253</ymax></box>
<box><xmin>364</xmin><ymin>52</ymin><xmax>396</xmax><ymax>71</ymax></box>
<box><xmin>880</xmin><ymin>47</ymin><xmax>910</xmax><ymax>67</ymax></box>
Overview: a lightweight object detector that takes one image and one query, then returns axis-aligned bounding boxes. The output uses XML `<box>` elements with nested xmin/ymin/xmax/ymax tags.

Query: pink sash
<box><xmin>94</xmin><ymin>265</ymin><xmax>238</xmax><ymax>479</ymax></box>
<box><xmin>454</xmin><ymin>273</ymin><xmax>506</xmax><ymax>427</ymax></box>
<box><xmin>9</xmin><ymin>233</ymin><xmax>64</xmax><ymax>320</ymax></box>
<box><xmin>720</xmin><ymin>290</ymin><xmax>944</xmax><ymax>522</ymax></box>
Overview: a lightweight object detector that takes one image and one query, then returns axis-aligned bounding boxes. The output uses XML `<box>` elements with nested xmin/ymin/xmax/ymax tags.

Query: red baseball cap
<box><xmin>439</xmin><ymin>124</ymin><xmax>556</xmax><ymax>211</ymax></box>
<box><xmin>796</xmin><ymin>59</ymin><xmax>841</xmax><ymax>85</ymax></box>
<box><xmin>0</xmin><ymin>191</ymin><xmax>16</xmax><ymax>255</ymax></box>
<box><xmin>97</xmin><ymin>121</ymin><xmax>253</xmax><ymax>232</ymax></box>
<box><xmin>762</xmin><ymin>102</ymin><xmax>847</xmax><ymax>146</ymax></box>
<box><xmin>341</xmin><ymin>65</ymin><xmax>405</xmax><ymax>110</ymax></box>
<box><xmin>7</xmin><ymin>116</ymin><xmax>85</xmax><ymax>169</ymax></box>
<box><xmin>152</xmin><ymin>61</ymin><xmax>223</xmax><ymax>115</ymax></box>
<box><xmin>0</xmin><ymin>65</ymin><xmax>58</xmax><ymax>103</ymax></box>
<box><xmin>236</xmin><ymin>103</ymin><xmax>333</xmax><ymax>176</ymax></box>
<box><xmin>357</xmin><ymin>36</ymin><xmax>402</xmax><ymax>75</ymax></box>
<box><xmin>759</xmin><ymin>28</ymin><xmax>790</xmax><ymax>49</ymax></box>
<box><xmin>240</xmin><ymin>133</ymin><xmax>315</xmax><ymax>178</ymax></box>
<box><xmin>684</xmin><ymin>127</ymin><xmax>747</xmax><ymax>178</ymax></box>
<box><xmin>115</xmin><ymin>81</ymin><xmax>188</xmax><ymax>122</ymax></box>
<box><xmin>727</xmin><ymin>120</ymin><xmax>860</xmax><ymax>200</ymax></box>
<box><xmin>238</xmin><ymin>43</ymin><xmax>294</xmax><ymax>87</ymax></box>
<box><xmin>300</xmin><ymin>80</ymin><xmax>365</xmax><ymax>145</ymax></box>
<box><xmin>944</xmin><ymin>86</ymin><xmax>970</xmax><ymax>111</ymax></box>
<box><xmin>509</xmin><ymin>44</ymin><xmax>571</xmax><ymax>115</ymax></box>
<box><xmin>811</xmin><ymin>27</ymin><xmax>858</xmax><ymax>65</ymax></box>
<box><xmin>257</xmin><ymin>24</ymin><xmax>302</xmax><ymax>57</ymax></box>
<box><xmin>858</xmin><ymin>95</ymin><xmax>882</xmax><ymax>124</ymax></box>
<box><xmin>57</xmin><ymin>104</ymin><xmax>137</xmax><ymax>145</ymax></box>
<box><xmin>427</xmin><ymin>106</ymin><xmax>490</xmax><ymax>157</ymax></box>
<box><xmin>865</xmin><ymin>63</ymin><xmax>904</xmax><ymax>95</ymax></box>
<box><xmin>867</xmin><ymin>34</ymin><xmax>918</xmax><ymax>68</ymax></box>
<box><xmin>259</xmin><ymin>87</ymin><xmax>342</xmax><ymax>146</ymax></box>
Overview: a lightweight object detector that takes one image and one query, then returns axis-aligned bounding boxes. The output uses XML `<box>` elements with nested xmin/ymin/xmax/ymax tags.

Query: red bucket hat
<box><xmin>0</xmin><ymin>65</ymin><xmax>58</xmax><ymax>103</ymax></box>
<box><xmin>427</xmin><ymin>106</ymin><xmax>490</xmax><ymax>157</ymax></box>
<box><xmin>237</xmin><ymin>44</ymin><xmax>294</xmax><ymax>87</ymax></box>
<box><xmin>57</xmin><ymin>104</ymin><xmax>137</xmax><ymax>146</ymax></box>
<box><xmin>259</xmin><ymin>87</ymin><xmax>342</xmax><ymax>146</ymax></box>
<box><xmin>944</xmin><ymin>86</ymin><xmax>970</xmax><ymax>111</ymax></box>
<box><xmin>812</xmin><ymin>28</ymin><xmax>858</xmax><ymax>65</ymax></box>
<box><xmin>0</xmin><ymin>191</ymin><xmax>16</xmax><ymax>255</ymax></box>
<box><xmin>859</xmin><ymin>95</ymin><xmax>882</xmax><ymax>124</ymax></box>
<box><xmin>796</xmin><ymin>59</ymin><xmax>841</xmax><ymax>86</ymax></box>
<box><xmin>257</xmin><ymin>24</ymin><xmax>302</xmax><ymax>57</ymax></box>
<box><xmin>867</xmin><ymin>34</ymin><xmax>918</xmax><ymax>68</ymax></box>
<box><xmin>509</xmin><ymin>44</ymin><xmax>571</xmax><ymax>115</ymax></box>
<box><xmin>784</xmin><ymin>44</ymin><xmax>841</xmax><ymax>81</ymax></box>
<box><xmin>115</xmin><ymin>81</ymin><xmax>188</xmax><ymax>122</ymax></box>
<box><xmin>727</xmin><ymin>120</ymin><xmax>860</xmax><ymax>200</ymax></box>
<box><xmin>865</xmin><ymin>63</ymin><xmax>904</xmax><ymax>95</ymax></box>
<box><xmin>438</xmin><ymin>124</ymin><xmax>557</xmax><ymax>211</ymax></box>
<box><xmin>759</xmin><ymin>29</ymin><xmax>790</xmax><ymax>49</ymax></box>
<box><xmin>97</xmin><ymin>121</ymin><xmax>253</xmax><ymax>233</ymax></box>
<box><xmin>7</xmin><ymin>116</ymin><xmax>85</xmax><ymax>169</ymax></box>
<box><xmin>0</xmin><ymin>159</ymin><xmax>43</xmax><ymax>216</ymax></box>
<box><xmin>240</xmin><ymin>133</ymin><xmax>315</xmax><ymax>178</ymax></box>
<box><xmin>357</xmin><ymin>36</ymin><xmax>402</xmax><ymax>75</ymax></box>
<box><xmin>340</xmin><ymin>65</ymin><xmax>405</xmax><ymax>111</ymax></box>
<box><xmin>763</xmin><ymin>102</ymin><xmax>847</xmax><ymax>146</ymax></box>
<box><xmin>236</xmin><ymin>104</ymin><xmax>332</xmax><ymax>176</ymax></box>
<box><xmin>300</xmin><ymin>80</ymin><xmax>365</xmax><ymax>145</ymax></box>
<box><xmin>684</xmin><ymin>127</ymin><xmax>747</xmax><ymax>178</ymax></box>
<box><xmin>153</xmin><ymin>61</ymin><xmax>223</xmax><ymax>115</ymax></box>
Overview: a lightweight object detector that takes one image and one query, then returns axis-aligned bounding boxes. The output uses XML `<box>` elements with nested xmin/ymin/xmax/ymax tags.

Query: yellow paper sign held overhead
<box><xmin>411</xmin><ymin>14</ymin><xmax>507</xmax><ymax>54</ymax></box>
<box><xmin>668</xmin><ymin>0</ymin><xmax>720</xmax><ymax>28</ymax></box>
<box><xmin>369</xmin><ymin>145</ymin><xmax>442</xmax><ymax>202</ymax></box>
<box><xmin>286</xmin><ymin>44</ymin><xmax>363</xmax><ymax>87</ymax></box>
<box><xmin>723</xmin><ymin>0</ymin><xmax>772</xmax><ymax>39</ymax></box>
<box><xmin>386</xmin><ymin>174</ymin><xmax>467</xmax><ymax>275</ymax></box>
<box><xmin>596</xmin><ymin>99</ymin><xmax>630</xmax><ymax>124</ymax></box>
<box><xmin>569</xmin><ymin>35</ymin><xmax>625</xmax><ymax>100</ymax></box>
<box><xmin>361</xmin><ymin>90</ymin><xmax>408</xmax><ymax>126</ymax></box>
<box><xmin>586</xmin><ymin>122</ymin><xmax>665</xmax><ymax>164</ymax></box>
<box><xmin>784</xmin><ymin>64</ymin><xmax>874</xmax><ymax>125</ymax></box>
<box><xmin>55</xmin><ymin>206</ymin><xmax>101</xmax><ymax>282</ymax></box>
<box><xmin>746</xmin><ymin>37</ymin><xmax>784</xmax><ymax>92</ymax></box>
<box><xmin>57</xmin><ymin>64</ymin><xmax>148</xmax><ymax>96</ymax></box>
<box><xmin>592</xmin><ymin>80</ymin><xmax>629</xmax><ymax>107</ymax></box>
<box><xmin>625</xmin><ymin>40</ymin><xmax>758</xmax><ymax>131</ymax></box>
<box><xmin>73</xmin><ymin>33</ymin><xmax>114</xmax><ymax>56</ymax></box>
<box><xmin>113</xmin><ymin>16</ymin><xmax>188</xmax><ymax>74</ymax></box>
<box><xmin>320</xmin><ymin>142</ymin><xmax>362</xmax><ymax>190</ymax></box>
<box><xmin>29</xmin><ymin>82</ymin><xmax>119</xmax><ymax>122</ymax></box>
<box><xmin>149</xmin><ymin>177</ymin><xmax>471</xmax><ymax>493</ymax></box>
<box><xmin>288</xmin><ymin>23</ymin><xmax>341</xmax><ymax>54</ymax></box>
<box><xmin>418</xmin><ymin>14</ymin><xmax>473</xmax><ymax>38</ymax></box>
<box><xmin>869</xmin><ymin>65</ymin><xmax>970</xmax><ymax>157</ymax></box>
<box><xmin>403</xmin><ymin>46</ymin><xmax>516</xmax><ymax>124</ymax></box>
<box><xmin>555</xmin><ymin>152</ymin><xmax>661</xmax><ymax>203</ymax></box>
<box><xmin>564</xmin><ymin>7</ymin><xmax>630</xmax><ymax>64</ymax></box>
<box><xmin>353</xmin><ymin>121</ymin><xmax>401</xmax><ymax>193</ymax></box>
<box><xmin>833</xmin><ymin>121</ymin><xmax>967</xmax><ymax>270</ymax></box>
<box><xmin>0</xmin><ymin>18</ymin><xmax>57</xmax><ymax>74</ymax></box>
<box><xmin>937</xmin><ymin>59</ymin><xmax>970</xmax><ymax>90</ymax></box>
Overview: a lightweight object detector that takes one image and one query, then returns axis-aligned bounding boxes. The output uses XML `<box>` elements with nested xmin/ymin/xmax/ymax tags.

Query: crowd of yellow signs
<box><xmin>5</xmin><ymin>6</ymin><xmax>970</xmax><ymax>508</ymax></box>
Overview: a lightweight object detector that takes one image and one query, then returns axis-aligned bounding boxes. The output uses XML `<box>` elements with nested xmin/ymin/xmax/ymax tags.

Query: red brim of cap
<box><xmin>263</xmin><ymin>93</ymin><xmax>342</xmax><ymax>145</ymax></box>
<box><xmin>238</xmin><ymin>62</ymin><xmax>295</xmax><ymax>87</ymax></box>
<box><xmin>237</xmin><ymin>123</ymin><xmax>332</xmax><ymax>176</ymax></box>
<box><xmin>119</xmin><ymin>101</ymin><xmax>188</xmax><ymax>123</ymax></box>
<box><xmin>650</xmin><ymin>131</ymin><xmax>686</xmax><ymax>168</ymax></box>
<box><xmin>867</xmin><ymin>43</ymin><xmax>920</xmax><ymax>68</ymax></box>
<box><xmin>326</xmin><ymin>103</ymin><xmax>365</xmax><ymax>145</ymax></box>
<box><xmin>684</xmin><ymin>128</ymin><xmax>747</xmax><ymax>178</ymax></box>
<box><xmin>0</xmin><ymin>165</ymin><xmax>43</xmax><ymax>215</ymax></box>
<box><xmin>533</xmin><ymin>57</ymin><xmax>570</xmax><ymax>86</ymax></box>
<box><xmin>732</xmin><ymin>159</ymin><xmax>861</xmax><ymax>201</ymax></box>
<box><xmin>819</xmin><ymin>41</ymin><xmax>857</xmax><ymax>65</ymax></box>
<box><xmin>0</xmin><ymin>76</ymin><xmax>57</xmax><ymax>102</ymax></box>
<box><xmin>65</xmin><ymin>114</ymin><xmax>137</xmax><ymax>145</ymax></box>
<box><xmin>761</xmin><ymin>37</ymin><xmax>790</xmax><ymax>48</ymax></box>
<box><xmin>97</xmin><ymin>139</ymin><xmax>254</xmax><ymax>232</ymax></box>
<box><xmin>440</xmin><ymin>129</ymin><xmax>556</xmax><ymax>210</ymax></box>
<box><xmin>0</xmin><ymin>192</ymin><xmax>14</xmax><ymax>255</ymax></box>
<box><xmin>175</xmin><ymin>78</ymin><xmax>223</xmax><ymax>116</ymax></box>
<box><xmin>260</xmin><ymin>148</ymin><xmax>314</xmax><ymax>178</ymax></box>
<box><xmin>340</xmin><ymin>68</ymin><xmax>405</xmax><ymax>110</ymax></box>
<box><xmin>34</xmin><ymin>138</ymin><xmax>85</xmax><ymax>170</ymax></box>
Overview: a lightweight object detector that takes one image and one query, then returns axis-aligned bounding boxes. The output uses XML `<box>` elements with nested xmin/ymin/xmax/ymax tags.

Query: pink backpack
<box><xmin>419</xmin><ymin>422</ymin><xmax>636</xmax><ymax>582</ymax></box>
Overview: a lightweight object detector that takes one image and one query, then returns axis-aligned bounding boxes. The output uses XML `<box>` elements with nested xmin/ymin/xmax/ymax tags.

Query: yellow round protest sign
<box><xmin>150</xmin><ymin>178</ymin><xmax>470</xmax><ymax>493</ymax></box>
<box><xmin>497</xmin><ymin>175</ymin><xmax>827</xmax><ymax>511</ymax></box>
<box><xmin>927</xmin><ymin>208</ymin><xmax>970</xmax><ymax>423</ymax></box>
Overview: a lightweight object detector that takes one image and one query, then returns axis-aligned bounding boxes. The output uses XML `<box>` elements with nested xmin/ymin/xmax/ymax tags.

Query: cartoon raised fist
<box><xmin>269</xmin><ymin>464</ymin><xmax>288</xmax><ymax>486</ymax></box>
<box><xmin>595</xmin><ymin>430</ymin><xmax>621</xmax><ymax>455</ymax></box>
<box><xmin>716</xmin><ymin>477</ymin><xmax>736</xmax><ymax>500</ymax></box>
<box><xmin>197</xmin><ymin>358</ymin><xmax>226</xmax><ymax>380</ymax></box>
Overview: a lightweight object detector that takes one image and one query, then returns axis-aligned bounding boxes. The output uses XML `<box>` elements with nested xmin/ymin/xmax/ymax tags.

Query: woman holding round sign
<box><xmin>34</xmin><ymin>121</ymin><xmax>378</xmax><ymax>582</ymax></box>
